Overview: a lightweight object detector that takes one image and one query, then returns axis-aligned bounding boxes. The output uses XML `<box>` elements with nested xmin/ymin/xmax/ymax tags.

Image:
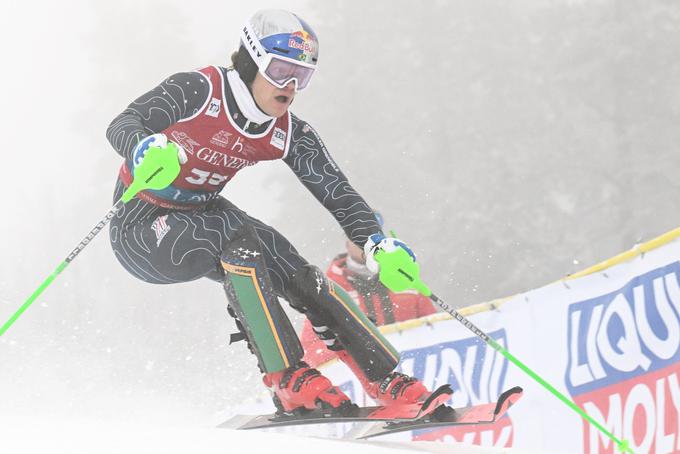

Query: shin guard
<box><xmin>221</xmin><ymin>231</ymin><xmax>303</xmax><ymax>373</ymax></box>
<box><xmin>287</xmin><ymin>265</ymin><xmax>400</xmax><ymax>381</ymax></box>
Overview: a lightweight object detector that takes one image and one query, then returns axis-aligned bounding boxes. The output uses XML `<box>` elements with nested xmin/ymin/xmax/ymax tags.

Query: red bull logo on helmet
<box><xmin>288</xmin><ymin>30</ymin><xmax>316</xmax><ymax>54</ymax></box>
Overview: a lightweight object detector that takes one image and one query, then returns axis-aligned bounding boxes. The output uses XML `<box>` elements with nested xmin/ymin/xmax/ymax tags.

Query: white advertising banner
<box><xmin>238</xmin><ymin>235</ymin><xmax>680</xmax><ymax>453</ymax></box>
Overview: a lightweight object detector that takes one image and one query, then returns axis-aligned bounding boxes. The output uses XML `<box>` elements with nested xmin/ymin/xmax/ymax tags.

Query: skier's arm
<box><xmin>283</xmin><ymin>115</ymin><xmax>383</xmax><ymax>248</ymax></box>
<box><xmin>106</xmin><ymin>71</ymin><xmax>210</xmax><ymax>161</ymax></box>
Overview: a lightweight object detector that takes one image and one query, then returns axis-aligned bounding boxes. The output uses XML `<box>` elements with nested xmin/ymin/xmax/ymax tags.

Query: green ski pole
<box><xmin>374</xmin><ymin>248</ymin><xmax>634</xmax><ymax>454</ymax></box>
<box><xmin>0</xmin><ymin>144</ymin><xmax>181</xmax><ymax>337</ymax></box>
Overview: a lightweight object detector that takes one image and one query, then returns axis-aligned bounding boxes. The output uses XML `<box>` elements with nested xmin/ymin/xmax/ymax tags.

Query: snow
<box><xmin>1</xmin><ymin>416</ymin><xmax>522</xmax><ymax>454</ymax></box>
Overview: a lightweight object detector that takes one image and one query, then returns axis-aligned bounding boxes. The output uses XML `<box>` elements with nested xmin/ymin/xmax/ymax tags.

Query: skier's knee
<box><xmin>286</xmin><ymin>264</ymin><xmax>328</xmax><ymax>314</ymax></box>
<box><xmin>220</xmin><ymin>223</ymin><xmax>258</xmax><ymax>257</ymax></box>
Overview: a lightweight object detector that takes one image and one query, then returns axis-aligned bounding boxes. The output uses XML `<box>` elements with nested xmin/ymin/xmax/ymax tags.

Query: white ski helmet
<box><xmin>238</xmin><ymin>10</ymin><xmax>319</xmax><ymax>90</ymax></box>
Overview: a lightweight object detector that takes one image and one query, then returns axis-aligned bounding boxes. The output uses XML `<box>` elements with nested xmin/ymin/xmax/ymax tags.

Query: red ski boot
<box><xmin>336</xmin><ymin>350</ymin><xmax>452</xmax><ymax>418</ymax></box>
<box><xmin>364</xmin><ymin>371</ymin><xmax>431</xmax><ymax>406</ymax></box>
<box><xmin>263</xmin><ymin>362</ymin><xmax>354</xmax><ymax>415</ymax></box>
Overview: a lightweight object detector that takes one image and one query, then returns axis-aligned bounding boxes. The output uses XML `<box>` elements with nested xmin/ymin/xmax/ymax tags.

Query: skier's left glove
<box><xmin>364</xmin><ymin>234</ymin><xmax>429</xmax><ymax>295</ymax></box>
<box><xmin>364</xmin><ymin>234</ymin><xmax>416</xmax><ymax>274</ymax></box>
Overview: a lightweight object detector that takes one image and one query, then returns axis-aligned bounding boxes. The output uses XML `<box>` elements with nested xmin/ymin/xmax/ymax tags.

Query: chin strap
<box><xmin>227</xmin><ymin>69</ymin><xmax>274</xmax><ymax>125</ymax></box>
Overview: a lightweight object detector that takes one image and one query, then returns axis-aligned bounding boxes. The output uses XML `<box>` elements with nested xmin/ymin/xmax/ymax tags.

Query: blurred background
<box><xmin>0</xmin><ymin>0</ymin><xmax>678</xmax><ymax>426</ymax></box>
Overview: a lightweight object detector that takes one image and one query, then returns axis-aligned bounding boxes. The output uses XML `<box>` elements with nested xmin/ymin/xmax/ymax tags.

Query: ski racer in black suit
<box><xmin>106</xmin><ymin>9</ymin><xmax>449</xmax><ymax>415</ymax></box>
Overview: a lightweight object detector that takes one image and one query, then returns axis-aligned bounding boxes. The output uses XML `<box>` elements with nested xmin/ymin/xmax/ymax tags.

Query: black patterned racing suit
<box><xmin>107</xmin><ymin>67</ymin><xmax>382</xmax><ymax>295</ymax></box>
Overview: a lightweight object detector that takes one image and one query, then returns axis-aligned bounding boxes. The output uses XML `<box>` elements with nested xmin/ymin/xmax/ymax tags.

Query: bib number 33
<box><xmin>185</xmin><ymin>168</ymin><xmax>228</xmax><ymax>186</ymax></box>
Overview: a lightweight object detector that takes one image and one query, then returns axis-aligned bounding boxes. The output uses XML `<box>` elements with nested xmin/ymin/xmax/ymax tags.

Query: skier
<box><xmin>301</xmin><ymin>212</ymin><xmax>437</xmax><ymax>367</ymax></box>
<box><xmin>106</xmin><ymin>9</ymin><xmax>450</xmax><ymax>416</ymax></box>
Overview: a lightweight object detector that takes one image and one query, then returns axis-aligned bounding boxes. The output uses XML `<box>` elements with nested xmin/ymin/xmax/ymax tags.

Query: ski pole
<box><xmin>374</xmin><ymin>248</ymin><xmax>634</xmax><ymax>454</ymax></box>
<box><xmin>0</xmin><ymin>145</ymin><xmax>181</xmax><ymax>338</ymax></box>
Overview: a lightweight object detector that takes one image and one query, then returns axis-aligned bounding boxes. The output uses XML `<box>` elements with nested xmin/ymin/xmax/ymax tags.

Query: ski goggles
<box><xmin>259</xmin><ymin>53</ymin><xmax>316</xmax><ymax>91</ymax></box>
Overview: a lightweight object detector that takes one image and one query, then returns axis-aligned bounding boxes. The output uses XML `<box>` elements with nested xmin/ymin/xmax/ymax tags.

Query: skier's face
<box><xmin>251</xmin><ymin>73</ymin><xmax>295</xmax><ymax>118</ymax></box>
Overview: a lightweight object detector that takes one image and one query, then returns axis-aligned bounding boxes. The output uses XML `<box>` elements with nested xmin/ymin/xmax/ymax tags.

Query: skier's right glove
<box><xmin>132</xmin><ymin>133</ymin><xmax>188</xmax><ymax>167</ymax></box>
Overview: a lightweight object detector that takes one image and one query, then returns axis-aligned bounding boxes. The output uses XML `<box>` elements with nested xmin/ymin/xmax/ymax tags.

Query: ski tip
<box><xmin>493</xmin><ymin>386</ymin><xmax>524</xmax><ymax>416</ymax></box>
<box><xmin>418</xmin><ymin>384</ymin><xmax>454</xmax><ymax>417</ymax></box>
<box><xmin>435</xmin><ymin>384</ymin><xmax>454</xmax><ymax>397</ymax></box>
<box><xmin>423</xmin><ymin>384</ymin><xmax>453</xmax><ymax>405</ymax></box>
